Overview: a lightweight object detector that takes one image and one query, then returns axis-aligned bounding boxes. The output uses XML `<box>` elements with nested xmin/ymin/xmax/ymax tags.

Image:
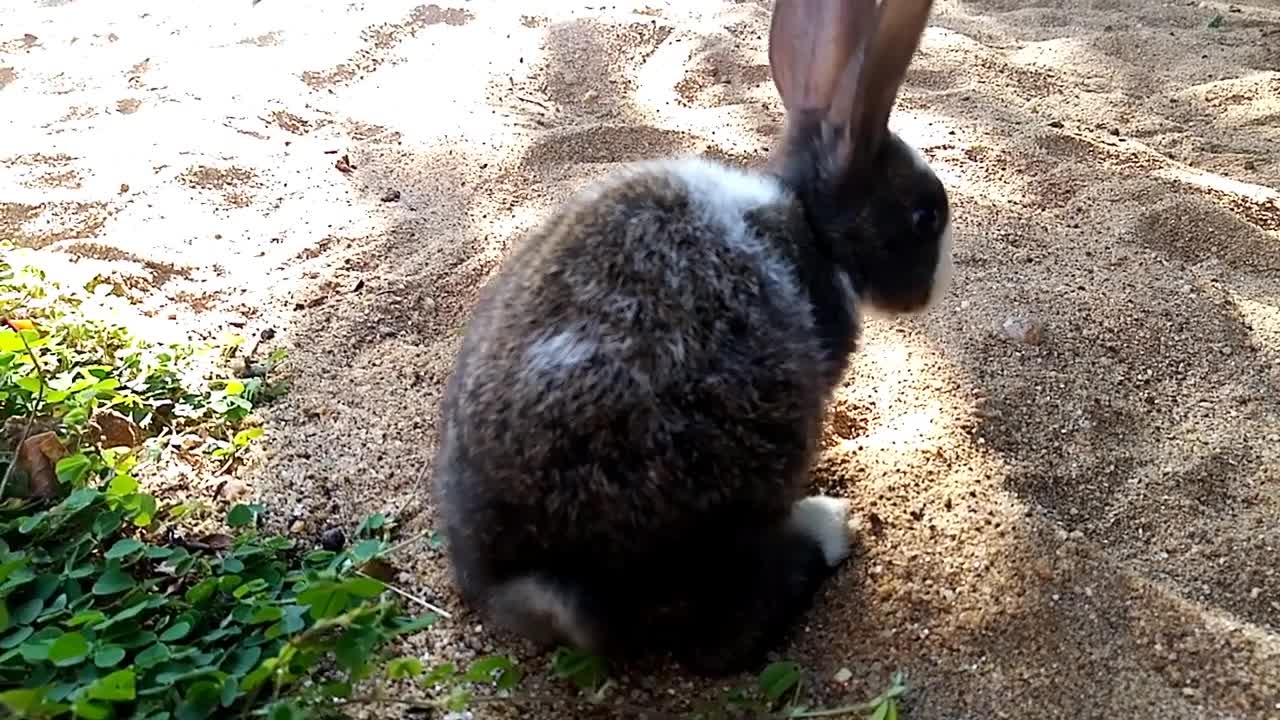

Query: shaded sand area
<box><xmin>1</xmin><ymin>0</ymin><xmax>1278</xmax><ymax>717</ymax></box>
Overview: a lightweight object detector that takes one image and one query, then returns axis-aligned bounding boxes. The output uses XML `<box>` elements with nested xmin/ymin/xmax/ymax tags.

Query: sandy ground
<box><xmin>3</xmin><ymin>0</ymin><xmax>1280</xmax><ymax>718</ymax></box>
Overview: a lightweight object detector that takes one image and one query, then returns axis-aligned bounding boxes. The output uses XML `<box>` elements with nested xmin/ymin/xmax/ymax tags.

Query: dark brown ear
<box><xmin>848</xmin><ymin>0</ymin><xmax>935</xmax><ymax>148</ymax></box>
<box><xmin>768</xmin><ymin>0</ymin><xmax>877</xmax><ymax>113</ymax></box>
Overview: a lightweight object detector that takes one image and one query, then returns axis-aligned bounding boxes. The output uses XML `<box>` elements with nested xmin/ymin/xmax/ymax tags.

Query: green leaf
<box><xmin>14</xmin><ymin>597</ymin><xmax>43</xmax><ymax>625</ymax></box>
<box><xmin>19</xmin><ymin>512</ymin><xmax>47</xmax><ymax>534</ymax></box>
<box><xmin>550</xmin><ymin>647</ymin><xmax>608</xmax><ymax>692</ymax></box>
<box><xmin>87</xmin><ymin>668</ymin><xmax>136</xmax><ymax>701</ymax></box>
<box><xmin>160</xmin><ymin>620</ymin><xmax>192</xmax><ymax>642</ymax></box>
<box><xmin>0</xmin><ymin>555</ymin><xmax>28</xmax><ymax>584</ymax></box>
<box><xmin>342</xmin><ymin>575</ymin><xmax>385</xmax><ymax>598</ymax></box>
<box><xmin>227</xmin><ymin>504</ymin><xmax>255</xmax><ymax>528</ymax></box>
<box><xmin>56</xmin><ymin>453</ymin><xmax>93</xmax><ymax>486</ymax></box>
<box><xmin>92</xmin><ymin>561</ymin><xmax>134</xmax><ymax>595</ymax></box>
<box><xmin>233</xmin><ymin>427</ymin><xmax>263</xmax><ymax>447</ymax></box>
<box><xmin>130</xmin><ymin>493</ymin><xmax>157</xmax><ymax>527</ymax></box>
<box><xmin>266</xmin><ymin>701</ymin><xmax>301</xmax><ymax>720</ymax></box>
<box><xmin>227</xmin><ymin>646</ymin><xmax>262</xmax><ymax>676</ymax></box>
<box><xmin>349</xmin><ymin>539</ymin><xmax>382</xmax><ymax>563</ymax></box>
<box><xmin>68</xmin><ymin>610</ymin><xmax>107</xmax><ymax>628</ymax></box>
<box><xmin>60</xmin><ymin>488</ymin><xmax>100</xmax><ymax>513</ymax></box>
<box><xmin>176</xmin><ymin>680</ymin><xmax>220</xmax><ymax>720</ymax></box>
<box><xmin>496</xmin><ymin>665</ymin><xmax>524</xmax><ymax>692</ymax></box>
<box><xmin>758</xmin><ymin>661</ymin><xmax>802</xmax><ymax>704</ymax></box>
<box><xmin>184</xmin><ymin>578</ymin><xmax>218</xmax><ymax>605</ymax></box>
<box><xmin>136</xmin><ymin>643</ymin><xmax>170</xmax><ymax>669</ymax></box>
<box><xmin>1</xmin><ymin>688</ymin><xmax>70</xmax><ymax>718</ymax></box>
<box><xmin>386</xmin><ymin>657</ymin><xmax>424</xmax><ymax>680</ymax></box>
<box><xmin>16</xmin><ymin>375</ymin><xmax>43</xmax><ymax>393</ymax></box>
<box><xmin>107</xmin><ymin>473</ymin><xmax>138</xmax><ymax>497</ymax></box>
<box><xmin>334</xmin><ymin>626</ymin><xmax>378</xmax><ymax>671</ymax></box>
<box><xmin>248</xmin><ymin>605</ymin><xmax>283</xmax><ymax>624</ymax></box>
<box><xmin>219</xmin><ymin>675</ymin><xmax>238</xmax><ymax>707</ymax></box>
<box><xmin>94</xmin><ymin>645</ymin><xmax>127</xmax><ymax>668</ymax></box>
<box><xmin>421</xmin><ymin>662</ymin><xmax>456</xmax><ymax>688</ymax></box>
<box><xmin>0</xmin><ymin>329</ymin><xmax>27</xmax><ymax>352</ymax></box>
<box><xmin>73</xmin><ymin>698</ymin><xmax>110</xmax><ymax>720</ymax></box>
<box><xmin>388</xmin><ymin>612</ymin><xmax>438</xmax><ymax>637</ymax></box>
<box><xmin>464</xmin><ymin>654</ymin><xmax>515</xmax><ymax>682</ymax></box>
<box><xmin>48</xmin><ymin>631</ymin><xmax>91</xmax><ymax>667</ymax></box>
<box><xmin>19</xmin><ymin>637</ymin><xmax>52</xmax><ymax>662</ymax></box>
<box><xmin>356</xmin><ymin>513</ymin><xmax>386</xmax><ymax>534</ymax></box>
<box><xmin>297</xmin><ymin>584</ymin><xmax>348</xmax><ymax>620</ymax></box>
<box><xmin>92</xmin><ymin>510</ymin><xmax>123</xmax><ymax>538</ymax></box>
<box><xmin>1</xmin><ymin>625</ymin><xmax>34</xmax><ymax>649</ymax></box>
<box><xmin>232</xmin><ymin>578</ymin><xmax>267</xmax><ymax>598</ymax></box>
<box><xmin>104</xmin><ymin>538</ymin><xmax>145</xmax><ymax>560</ymax></box>
<box><xmin>0</xmin><ymin>599</ymin><xmax>7</xmax><ymax>632</ymax></box>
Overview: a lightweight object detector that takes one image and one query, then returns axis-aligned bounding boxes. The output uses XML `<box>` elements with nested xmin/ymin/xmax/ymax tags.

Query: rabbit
<box><xmin>430</xmin><ymin>0</ymin><xmax>952</xmax><ymax>677</ymax></box>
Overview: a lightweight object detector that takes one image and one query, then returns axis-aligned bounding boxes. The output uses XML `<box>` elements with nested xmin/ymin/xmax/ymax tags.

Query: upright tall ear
<box><xmin>768</xmin><ymin>0</ymin><xmax>878</xmax><ymax>114</ymax></box>
<box><xmin>848</xmin><ymin>0</ymin><xmax>936</xmax><ymax>148</ymax></box>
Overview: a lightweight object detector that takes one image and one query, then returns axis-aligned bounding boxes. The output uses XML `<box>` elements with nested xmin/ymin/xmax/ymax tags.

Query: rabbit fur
<box><xmin>431</xmin><ymin>0</ymin><xmax>951</xmax><ymax>676</ymax></box>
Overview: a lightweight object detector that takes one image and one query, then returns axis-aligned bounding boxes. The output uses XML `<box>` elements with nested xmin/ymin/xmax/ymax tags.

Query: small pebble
<box><xmin>1000</xmin><ymin>316</ymin><xmax>1043</xmax><ymax>345</ymax></box>
<box><xmin>320</xmin><ymin>527</ymin><xmax>346</xmax><ymax>551</ymax></box>
<box><xmin>221</xmin><ymin>479</ymin><xmax>250</xmax><ymax>501</ymax></box>
<box><xmin>833</xmin><ymin>667</ymin><xmax>853</xmax><ymax>684</ymax></box>
<box><xmin>380</xmin><ymin>189</ymin><xmax>401</xmax><ymax>202</ymax></box>
<box><xmin>289</xmin><ymin>519</ymin><xmax>306</xmax><ymax>534</ymax></box>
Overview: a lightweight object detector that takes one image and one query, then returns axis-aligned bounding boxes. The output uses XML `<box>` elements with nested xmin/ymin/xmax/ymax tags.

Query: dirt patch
<box><xmin>300</xmin><ymin>4</ymin><xmax>474</xmax><ymax>89</ymax></box>
<box><xmin>177</xmin><ymin>165</ymin><xmax>260</xmax><ymax>207</ymax></box>
<box><xmin>0</xmin><ymin>67</ymin><xmax>14</xmax><ymax>89</ymax></box>
<box><xmin>239</xmin><ymin>31</ymin><xmax>282</xmax><ymax>47</ymax></box>
<box><xmin>0</xmin><ymin>201</ymin><xmax>112</xmax><ymax>249</ymax></box>
<box><xmin>21</xmin><ymin>169</ymin><xmax>82</xmax><ymax>189</ymax></box>
<box><xmin>116</xmin><ymin>97</ymin><xmax>141</xmax><ymax>114</ymax></box>
<box><xmin>269</xmin><ymin>110</ymin><xmax>314</xmax><ymax>135</ymax></box>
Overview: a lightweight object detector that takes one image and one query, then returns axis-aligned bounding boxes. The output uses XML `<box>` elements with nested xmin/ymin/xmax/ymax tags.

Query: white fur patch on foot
<box><xmin>786</xmin><ymin>495</ymin><xmax>853</xmax><ymax>567</ymax></box>
<box><xmin>489</xmin><ymin>576</ymin><xmax>596</xmax><ymax>650</ymax></box>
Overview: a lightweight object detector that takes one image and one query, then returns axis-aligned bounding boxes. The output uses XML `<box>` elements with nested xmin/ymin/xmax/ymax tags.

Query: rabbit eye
<box><xmin>911</xmin><ymin>206</ymin><xmax>940</xmax><ymax>236</ymax></box>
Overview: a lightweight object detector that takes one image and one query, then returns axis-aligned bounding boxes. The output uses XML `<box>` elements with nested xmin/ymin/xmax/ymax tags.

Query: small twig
<box><xmin>515</xmin><ymin>94</ymin><xmax>551</xmax><ymax>111</ymax></box>
<box><xmin>1</xmin><ymin>327</ymin><xmax>47</xmax><ymax>499</ymax></box>
<box><xmin>383</xmin><ymin>525</ymin><xmax>436</xmax><ymax>556</ymax></box>
<box><xmin>358</xmin><ymin>570</ymin><xmax>452</xmax><ymax>619</ymax></box>
<box><xmin>787</xmin><ymin>703</ymin><xmax>878</xmax><ymax>718</ymax></box>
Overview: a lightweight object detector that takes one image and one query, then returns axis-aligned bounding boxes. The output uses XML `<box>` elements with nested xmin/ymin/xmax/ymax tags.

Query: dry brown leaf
<box><xmin>90</xmin><ymin>409</ymin><xmax>143</xmax><ymax>449</ymax></box>
<box><xmin>17</xmin><ymin>430</ymin><xmax>66</xmax><ymax>499</ymax></box>
<box><xmin>358</xmin><ymin>556</ymin><xmax>400</xmax><ymax>583</ymax></box>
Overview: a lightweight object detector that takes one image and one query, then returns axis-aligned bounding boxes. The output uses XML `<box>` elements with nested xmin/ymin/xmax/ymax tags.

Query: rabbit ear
<box><xmin>838</xmin><ymin>0</ymin><xmax>936</xmax><ymax>152</ymax></box>
<box><xmin>768</xmin><ymin>0</ymin><xmax>878</xmax><ymax>115</ymax></box>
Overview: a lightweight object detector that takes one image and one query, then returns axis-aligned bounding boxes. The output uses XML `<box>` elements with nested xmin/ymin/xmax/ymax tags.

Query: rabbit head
<box><xmin>768</xmin><ymin>0</ymin><xmax>952</xmax><ymax>315</ymax></box>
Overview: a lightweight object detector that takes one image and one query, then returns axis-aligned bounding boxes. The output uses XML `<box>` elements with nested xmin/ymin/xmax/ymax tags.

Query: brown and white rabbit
<box><xmin>430</xmin><ymin>0</ymin><xmax>951</xmax><ymax>676</ymax></box>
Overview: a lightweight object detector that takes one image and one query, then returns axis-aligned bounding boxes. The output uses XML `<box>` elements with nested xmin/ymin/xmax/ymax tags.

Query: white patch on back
<box><xmin>660</xmin><ymin>155</ymin><xmax>806</xmax><ymax>315</ymax></box>
<box><xmin>786</xmin><ymin>495</ymin><xmax>853</xmax><ymax>567</ymax></box>
<box><xmin>524</xmin><ymin>329</ymin><xmax>594</xmax><ymax>374</ymax></box>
